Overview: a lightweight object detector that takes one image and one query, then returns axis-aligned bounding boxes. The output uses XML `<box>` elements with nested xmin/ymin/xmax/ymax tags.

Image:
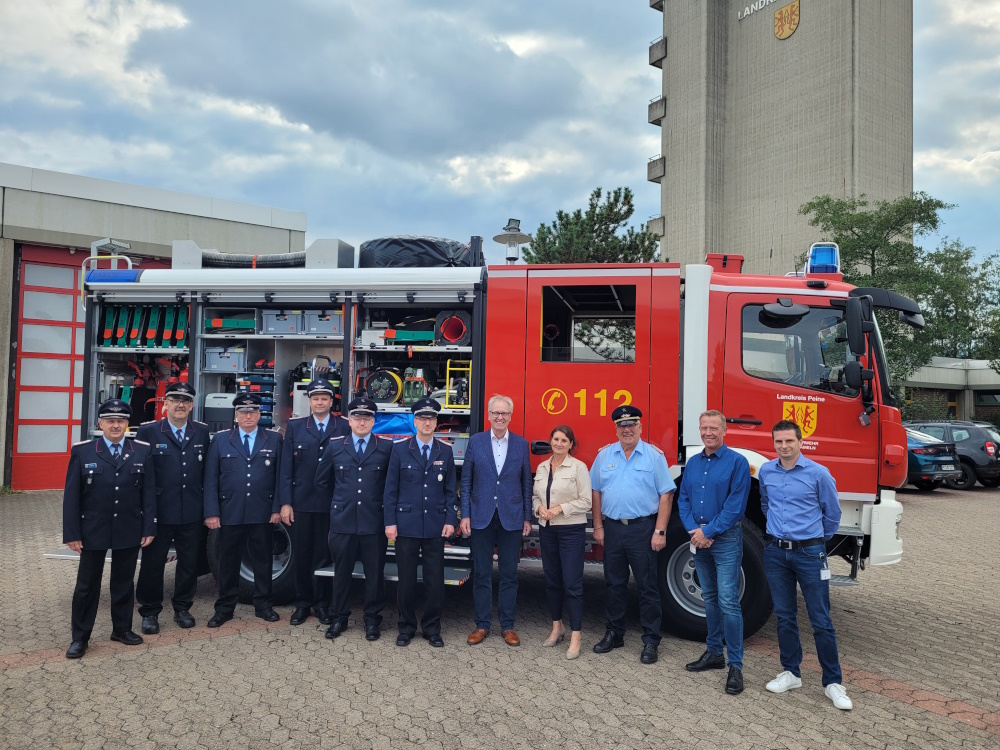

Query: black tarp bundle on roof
<box><xmin>359</xmin><ymin>235</ymin><xmax>479</xmax><ymax>268</ymax></box>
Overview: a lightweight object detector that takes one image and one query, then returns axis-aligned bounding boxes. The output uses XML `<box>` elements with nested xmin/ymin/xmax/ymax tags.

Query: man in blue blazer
<box><xmin>459</xmin><ymin>394</ymin><xmax>532</xmax><ymax>646</ymax></box>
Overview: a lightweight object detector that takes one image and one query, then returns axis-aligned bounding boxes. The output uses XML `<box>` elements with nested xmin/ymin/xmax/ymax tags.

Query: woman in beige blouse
<box><xmin>532</xmin><ymin>425</ymin><xmax>592</xmax><ymax>659</ymax></box>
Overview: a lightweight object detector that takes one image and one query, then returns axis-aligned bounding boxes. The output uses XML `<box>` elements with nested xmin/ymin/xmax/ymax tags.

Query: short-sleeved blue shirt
<box><xmin>590</xmin><ymin>439</ymin><xmax>675</xmax><ymax>519</ymax></box>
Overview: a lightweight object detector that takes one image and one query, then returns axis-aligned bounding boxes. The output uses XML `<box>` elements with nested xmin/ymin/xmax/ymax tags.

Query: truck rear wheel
<box><xmin>657</xmin><ymin>520</ymin><xmax>771</xmax><ymax>641</ymax></box>
<box><xmin>206</xmin><ymin>523</ymin><xmax>296</xmax><ymax>605</ymax></box>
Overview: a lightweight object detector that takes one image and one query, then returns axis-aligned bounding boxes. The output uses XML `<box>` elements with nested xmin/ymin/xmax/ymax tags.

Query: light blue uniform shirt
<box><xmin>590</xmin><ymin>439</ymin><xmax>675</xmax><ymax>519</ymax></box>
<box><xmin>239</xmin><ymin>428</ymin><xmax>258</xmax><ymax>454</ymax></box>
<box><xmin>758</xmin><ymin>453</ymin><xmax>841</xmax><ymax>541</ymax></box>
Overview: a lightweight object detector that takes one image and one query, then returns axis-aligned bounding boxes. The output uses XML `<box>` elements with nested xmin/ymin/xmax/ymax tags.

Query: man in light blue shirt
<box><xmin>590</xmin><ymin>405</ymin><xmax>675</xmax><ymax>665</ymax></box>
<box><xmin>758</xmin><ymin>420</ymin><xmax>852</xmax><ymax>710</ymax></box>
<box><xmin>678</xmin><ymin>410</ymin><xmax>750</xmax><ymax>695</ymax></box>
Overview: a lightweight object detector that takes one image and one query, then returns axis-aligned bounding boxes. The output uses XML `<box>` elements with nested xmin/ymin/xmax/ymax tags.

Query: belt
<box><xmin>767</xmin><ymin>536</ymin><xmax>824</xmax><ymax>550</ymax></box>
<box><xmin>604</xmin><ymin>514</ymin><xmax>657</xmax><ymax>526</ymax></box>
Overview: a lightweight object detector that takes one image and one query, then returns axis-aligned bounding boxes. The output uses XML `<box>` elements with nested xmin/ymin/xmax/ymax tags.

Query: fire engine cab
<box><xmin>79</xmin><ymin>237</ymin><xmax>921</xmax><ymax>640</ymax></box>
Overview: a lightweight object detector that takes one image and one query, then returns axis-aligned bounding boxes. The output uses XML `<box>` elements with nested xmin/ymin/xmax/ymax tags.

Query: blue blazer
<box><xmin>203</xmin><ymin>428</ymin><xmax>282</xmax><ymax>525</ymax></box>
<box><xmin>459</xmin><ymin>430</ymin><xmax>532</xmax><ymax>532</ymax></box>
<box><xmin>383</xmin><ymin>437</ymin><xmax>458</xmax><ymax>538</ymax></box>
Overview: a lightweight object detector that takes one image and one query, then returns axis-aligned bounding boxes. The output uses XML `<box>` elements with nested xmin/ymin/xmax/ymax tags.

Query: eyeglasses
<box><xmin>350</xmin><ymin>415</ymin><xmax>375</xmax><ymax>422</ymax></box>
<box><xmin>489</xmin><ymin>411</ymin><xmax>511</xmax><ymax>418</ymax></box>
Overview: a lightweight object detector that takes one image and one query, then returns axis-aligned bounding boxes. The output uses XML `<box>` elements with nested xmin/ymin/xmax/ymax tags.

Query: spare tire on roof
<box><xmin>359</xmin><ymin>235</ymin><xmax>474</xmax><ymax>268</ymax></box>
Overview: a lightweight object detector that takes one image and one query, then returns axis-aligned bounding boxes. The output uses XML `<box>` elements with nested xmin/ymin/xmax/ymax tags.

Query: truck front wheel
<box><xmin>206</xmin><ymin>523</ymin><xmax>297</xmax><ymax>605</ymax></box>
<box><xmin>657</xmin><ymin>520</ymin><xmax>772</xmax><ymax>641</ymax></box>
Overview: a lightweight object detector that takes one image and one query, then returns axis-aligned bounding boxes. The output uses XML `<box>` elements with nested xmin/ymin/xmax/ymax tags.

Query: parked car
<box><xmin>904</xmin><ymin>428</ymin><xmax>962</xmax><ymax>491</ymax></box>
<box><xmin>902</xmin><ymin>420</ymin><xmax>1000</xmax><ymax>490</ymax></box>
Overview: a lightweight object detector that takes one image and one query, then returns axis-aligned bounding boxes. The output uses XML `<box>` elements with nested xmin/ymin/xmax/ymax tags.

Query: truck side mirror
<box><xmin>846</xmin><ymin>297</ymin><xmax>867</xmax><ymax>357</ymax></box>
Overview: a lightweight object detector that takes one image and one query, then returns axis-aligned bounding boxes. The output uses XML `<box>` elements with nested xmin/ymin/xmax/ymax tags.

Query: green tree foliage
<box><xmin>524</xmin><ymin>187</ymin><xmax>661</xmax><ymax>264</ymax></box>
<box><xmin>800</xmin><ymin>192</ymin><xmax>1000</xmax><ymax>383</ymax></box>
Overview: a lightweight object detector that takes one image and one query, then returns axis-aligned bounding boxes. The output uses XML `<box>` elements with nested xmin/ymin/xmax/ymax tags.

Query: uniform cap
<box><xmin>611</xmin><ymin>404</ymin><xmax>642</xmax><ymax>425</ymax></box>
<box><xmin>348</xmin><ymin>396</ymin><xmax>378</xmax><ymax>417</ymax></box>
<box><xmin>98</xmin><ymin>398</ymin><xmax>132</xmax><ymax>420</ymax></box>
<box><xmin>306</xmin><ymin>378</ymin><xmax>336</xmax><ymax>397</ymax></box>
<box><xmin>233</xmin><ymin>392</ymin><xmax>262</xmax><ymax>411</ymax></box>
<box><xmin>411</xmin><ymin>397</ymin><xmax>441</xmax><ymax>418</ymax></box>
<box><xmin>165</xmin><ymin>381</ymin><xmax>196</xmax><ymax>401</ymax></box>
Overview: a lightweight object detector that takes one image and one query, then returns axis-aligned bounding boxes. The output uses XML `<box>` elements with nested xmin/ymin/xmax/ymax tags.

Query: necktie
<box><xmin>357</xmin><ymin>438</ymin><xmax>365</xmax><ymax>459</ymax></box>
<box><xmin>176</xmin><ymin>429</ymin><xmax>184</xmax><ymax>443</ymax></box>
<box><xmin>112</xmin><ymin>443</ymin><xmax>122</xmax><ymax>465</ymax></box>
<box><xmin>422</xmin><ymin>444</ymin><xmax>430</xmax><ymax>464</ymax></box>
<box><xmin>244</xmin><ymin>434</ymin><xmax>251</xmax><ymax>455</ymax></box>
<box><xmin>317</xmin><ymin>421</ymin><xmax>325</xmax><ymax>436</ymax></box>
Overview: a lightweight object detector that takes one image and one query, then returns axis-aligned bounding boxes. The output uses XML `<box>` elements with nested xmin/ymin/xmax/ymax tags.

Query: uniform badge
<box><xmin>85</xmin><ymin>463</ymin><xmax>97</xmax><ymax>469</ymax></box>
<box><xmin>123</xmin><ymin>454</ymin><xmax>129</xmax><ymax>460</ymax></box>
<box><xmin>156</xmin><ymin>444</ymin><xmax>168</xmax><ymax>449</ymax></box>
<box><xmin>265</xmin><ymin>459</ymin><xmax>271</xmax><ymax>466</ymax></box>
<box><xmin>433</xmin><ymin>460</ymin><xmax>444</xmax><ymax>466</ymax></box>
<box><xmin>198</xmin><ymin>454</ymin><xmax>203</xmax><ymax>461</ymax></box>
<box><xmin>87</xmin><ymin>478</ymin><xmax>93</xmax><ymax>485</ymax></box>
<box><xmin>438</xmin><ymin>474</ymin><xmax>443</xmax><ymax>482</ymax></box>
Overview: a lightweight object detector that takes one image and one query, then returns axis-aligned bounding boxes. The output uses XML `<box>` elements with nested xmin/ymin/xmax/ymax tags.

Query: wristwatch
<box><xmin>655</xmin><ymin>529</ymin><xmax>666</xmax><ymax>536</ymax></box>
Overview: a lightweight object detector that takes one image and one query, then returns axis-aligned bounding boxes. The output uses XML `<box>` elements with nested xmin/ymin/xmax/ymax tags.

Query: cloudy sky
<box><xmin>0</xmin><ymin>1</ymin><xmax>996</xmax><ymax>262</ymax></box>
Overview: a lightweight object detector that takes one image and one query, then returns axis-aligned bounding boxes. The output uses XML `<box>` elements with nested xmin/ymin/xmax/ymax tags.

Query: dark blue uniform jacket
<box><xmin>383</xmin><ymin>437</ymin><xmax>458</xmax><ymax>538</ymax></box>
<box><xmin>62</xmin><ymin>438</ymin><xmax>156</xmax><ymax>549</ymax></box>
<box><xmin>279</xmin><ymin>416</ymin><xmax>350</xmax><ymax>513</ymax></box>
<box><xmin>316</xmin><ymin>434</ymin><xmax>392</xmax><ymax>535</ymax></box>
<box><xmin>135</xmin><ymin>419</ymin><xmax>210</xmax><ymax>525</ymax></box>
<box><xmin>204</xmin><ymin>428</ymin><xmax>282</xmax><ymax>525</ymax></box>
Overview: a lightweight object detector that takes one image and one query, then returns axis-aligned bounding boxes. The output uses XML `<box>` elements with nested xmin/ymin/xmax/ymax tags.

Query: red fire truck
<box><xmin>79</xmin><ymin>238</ymin><xmax>920</xmax><ymax>639</ymax></box>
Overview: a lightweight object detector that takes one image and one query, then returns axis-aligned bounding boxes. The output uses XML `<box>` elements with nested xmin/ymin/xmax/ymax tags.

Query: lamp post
<box><xmin>492</xmin><ymin>219</ymin><xmax>532</xmax><ymax>265</ymax></box>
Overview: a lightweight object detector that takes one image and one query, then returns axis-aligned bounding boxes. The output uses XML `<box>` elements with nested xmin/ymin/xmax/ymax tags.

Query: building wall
<box><xmin>656</xmin><ymin>0</ymin><xmax>913</xmax><ymax>273</ymax></box>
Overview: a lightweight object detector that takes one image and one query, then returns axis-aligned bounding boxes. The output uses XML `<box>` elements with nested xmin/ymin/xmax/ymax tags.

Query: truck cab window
<box><xmin>541</xmin><ymin>285</ymin><xmax>636</xmax><ymax>363</ymax></box>
<box><xmin>741</xmin><ymin>305</ymin><xmax>859</xmax><ymax>398</ymax></box>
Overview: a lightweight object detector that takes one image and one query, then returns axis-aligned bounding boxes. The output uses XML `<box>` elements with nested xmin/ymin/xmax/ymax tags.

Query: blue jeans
<box><xmin>764</xmin><ymin>542</ymin><xmax>843</xmax><ymax>686</ymax></box>
<box><xmin>693</xmin><ymin>525</ymin><xmax>743</xmax><ymax>669</ymax></box>
<box><xmin>471</xmin><ymin>511</ymin><xmax>523</xmax><ymax>631</ymax></box>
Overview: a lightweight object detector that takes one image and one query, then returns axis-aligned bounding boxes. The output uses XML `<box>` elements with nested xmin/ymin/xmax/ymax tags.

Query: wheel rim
<box><xmin>241</xmin><ymin>523</ymin><xmax>292</xmax><ymax>582</ymax></box>
<box><xmin>665</xmin><ymin>545</ymin><xmax>747</xmax><ymax>617</ymax></box>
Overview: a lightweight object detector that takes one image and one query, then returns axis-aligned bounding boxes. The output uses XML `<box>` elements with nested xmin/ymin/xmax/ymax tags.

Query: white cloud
<box><xmin>0</xmin><ymin>128</ymin><xmax>173</xmax><ymax>173</ymax></box>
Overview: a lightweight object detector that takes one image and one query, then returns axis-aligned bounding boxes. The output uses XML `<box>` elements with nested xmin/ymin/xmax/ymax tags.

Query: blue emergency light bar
<box><xmin>806</xmin><ymin>242</ymin><xmax>840</xmax><ymax>275</ymax></box>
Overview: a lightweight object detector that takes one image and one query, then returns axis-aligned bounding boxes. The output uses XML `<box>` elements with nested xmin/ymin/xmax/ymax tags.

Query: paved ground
<box><xmin>1</xmin><ymin>485</ymin><xmax>998</xmax><ymax>749</ymax></box>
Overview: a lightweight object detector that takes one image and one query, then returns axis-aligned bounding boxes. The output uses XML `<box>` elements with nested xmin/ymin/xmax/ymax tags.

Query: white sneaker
<box><xmin>825</xmin><ymin>683</ymin><xmax>853</xmax><ymax>710</ymax></box>
<box><xmin>766</xmin><ymin>671</ymin><xmax>803</xmax><ymax>693</ymax></box>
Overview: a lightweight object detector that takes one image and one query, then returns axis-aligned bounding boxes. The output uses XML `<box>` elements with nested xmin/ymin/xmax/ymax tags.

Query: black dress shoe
<box><xmin>424</xmin><ymin>634</ymin><xmax>445</xmax><ymax>648</ymax></box>
<box><xmin>65</xmin><ymin>641</ymin><xmax>88</xmax><ymax>659</ymax></box>
<box><xmin>592</xmin><ymin>631</ymin><xmax>625</xmax><ymax>653</ymax></box>
<box><xmin>141</xmin><ymin>615</ymin><xmax>159</xmax><ymax>635</ymax></box>
<box><xmin>325</xmin><ymin>621</ymin><xmax>347</xmax><ymax>639</ymax></box>
<box><xmin>110</xmin><ymin>630</ymin><xmax>144</xmax><ymax>646</ymax></box>
<box><xmin>173</xmin><ymin>610</ymin><xmax>196</xmax><ymax>629</ymax></box>
<box><xmin>289</xmin><ymin>607</ymin><xmax>310</xmax><ymax>626</ymax></box>
<box><xmin>315</xmin><ymin>607</ymin><xmax>333</xmax><ymax>625</ymax></box>
<box><xmin>396</xmin><ymin>633</ymin><xmax>412</xmax><ymax>647</ymax></box>
<box><xmin>365</xmin><ymin>624</ymin><xmax>381</xmax><ymax>641</ymax></box>
<box><xmin>640</xmin><ymin>644</ymin><xmax>659</xmax><ymax>664</ymax></box>
<box><xmin>255</xmin><ymin>608</ymin><xmax>280</xmax><ymax>622</ymax></box>
<box><xmin>207</xmin><ymin>612</ymin><xmax>233</xmax><ymax>628</ymax></box>
<box><xmin>685</xmin><ymin>649</ymin><xmax>726</xmax><ymax>672</ymax></box>
<box><xmin>725</xmin><ymin>666</ymin><xmax>744</xmax><ymax>695</ymax></box>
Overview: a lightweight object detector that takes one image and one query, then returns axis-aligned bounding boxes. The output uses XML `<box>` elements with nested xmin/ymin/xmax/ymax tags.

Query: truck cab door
<box><xmin>721</xmin><ymin>294</ymin><xmax>879</xmax><ymax>497</ymax></box>
<box><xmin>521</xmin><ymin>268</ymin><xmax>656</xmax><ymax>469</ymax></box>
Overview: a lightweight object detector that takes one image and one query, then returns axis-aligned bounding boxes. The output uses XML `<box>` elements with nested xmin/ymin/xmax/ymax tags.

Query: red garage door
<box><xmin>11</xmin><ymin>246</ymin><xmax>88</xmax><ymax>490</ymax></box>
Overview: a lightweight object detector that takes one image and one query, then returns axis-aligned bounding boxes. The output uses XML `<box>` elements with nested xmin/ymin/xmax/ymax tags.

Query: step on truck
<box><xmin>80</xmin><ymin>237</ymin><xmax>922</xmax><ymax>640</ymax></box>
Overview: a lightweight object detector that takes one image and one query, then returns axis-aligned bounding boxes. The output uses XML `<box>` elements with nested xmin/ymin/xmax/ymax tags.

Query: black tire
<box><xmin>206</xmin><ymin>523</ymin><xmax>296</xmax><ymax>605</ymax></box>
<box><xmin>980</xmin><ymin>477</ymin><xmax>1000</xmax><ymax>488</ymax></box>
<box><xmin>913</xmin><ymin>480</ymin><xmax>942</xmax><ymax>492</ymax></box>
<box><xmin>944</xmin><ymin>462</ymin><xmax>978</xmax><ymax>491</ymax></box>
<box><xmin>657</xmin><ymin>519</ymin><xmax>772</xmax><ymax>641</ymax></box>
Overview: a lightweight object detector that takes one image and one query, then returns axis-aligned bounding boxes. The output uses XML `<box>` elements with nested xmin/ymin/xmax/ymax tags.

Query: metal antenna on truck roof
<box><xmin>493</xmin><ymin>218</ymin><xmax>532</xmax><ymax>265</ymax></box>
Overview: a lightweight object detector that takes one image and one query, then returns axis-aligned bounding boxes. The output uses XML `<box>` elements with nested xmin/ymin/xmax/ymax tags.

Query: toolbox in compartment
<box><xmin>205</xmin><ymin>345</ymin><xmax>247</xmax><ymax>372</ymax></box>
<box><xmin>434</xmin><ymin>432</ymin><xmax>470</xmax><ymax>461</ymax></box>
<box><xmin>303</xmin><ymin>310</ymin><xmax>343</xmax><ymax>335</ymax></box>
<box><xmin>261</xmin><ymin>311</ymin><xmax>303</xmax><ymax>334</ymax></box>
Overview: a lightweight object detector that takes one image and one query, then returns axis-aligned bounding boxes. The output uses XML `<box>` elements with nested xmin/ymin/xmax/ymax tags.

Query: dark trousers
<box><xmin>602</xmin><ymin>516</ymin><xmax>661</xmax><ymax>646</ymax></box>
<box><xmin>394</xmin><ymin>536</ymin><xmax>445</xmax><ymax>637</ymax></box>
<box><xmin>71</xmin><ymin>546</ymin><xmax>140</xmax><ymax>642</ymax></box>
<box><xmin>136</xmin><ymin>521</ymin><xmax>202</xmax><ymax>617</ymax></box>
<box><xmin>329</xmin><ymin>531</ymin><xmax>387</xmax><ymax>627</ymax></box>
<box><xmin>290</xmin><ymin>511</ymin><xmax>332</xmax><ymax>610</ymax></box>
<box><xmin>470</xmin><ymin>511</ymin><xmax>522</xmax><ymax>631</ymax></box>
<box><xmin>214</xmin><ymin>523</ymin><xmax>273</xmax><ymax>615</ymax></box>
<box><xmin>539</xmin><ymin>523</ymin><xmax>586</xmax><ymax>631</ymax></box>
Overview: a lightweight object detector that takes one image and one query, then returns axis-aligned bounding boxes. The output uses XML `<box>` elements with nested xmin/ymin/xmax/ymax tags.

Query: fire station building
<box><xmin>0</xmin><ymin>162</ymin><xmax>305</xmax><ymax>490</ymax></box>
<box><xmin>646</xmin><ymin>0</ymin><xmax>913</xmax><ymax>274</ymax></box>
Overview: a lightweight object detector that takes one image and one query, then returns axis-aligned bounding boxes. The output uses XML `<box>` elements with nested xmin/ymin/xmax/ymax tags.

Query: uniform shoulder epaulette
<box><xmin>649</xmin><ymin>444</ymin><xmax>665</xmax><ymax>455</ymax></box>
<box><xmin>375</xmin><ymin>434</ymin><xmax>393</xmax><ymax>440</ymax></box>
<box><xmin>598</xmin><ymin>443</ymin><xmax>614</xmax><ymax>453</ymax></box>
<box><xmin>210</xmin><ymin>428</ymin><xmax>229</xmax><ymax>437</ymax></box>
<box><xmin>192</xmin><ymin>420</ymin><xmax>208</xmax><ymax>427</ymax></box>
<box><xmin>139</xmin><ymin>419</ymin><xmax>157</xmax><ymax>426</ymax></box>
<box><xmin>392</xmin><ymin>436</ymin><xmax>409</xmax><ymax>443</ymax></box>
<box><xmin>72</xmin><ymin>439</ymin><xmax>91</xmax><ymax>446</ymax></box>
<box><xmin>132</xmin><ymin>439</ymin><xmax>150</xmax><ymax>446</ymax></box>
